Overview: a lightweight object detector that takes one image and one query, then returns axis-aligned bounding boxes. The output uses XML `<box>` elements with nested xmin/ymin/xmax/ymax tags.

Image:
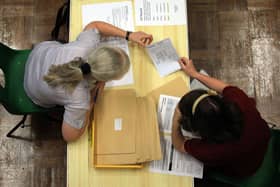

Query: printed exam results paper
<box><xmin>150</xmin><ymin>95</ymin><xmax>204</xmax><ymax>178</ymax></box>
<box><xmin>82</xmin><ymin>1</ymin><xmax>134</xmax><ymax>31</ymax></box>
<box><xmin>81</xmin><ymin>1</ymin><xmax>134</xmax><ymax>87</ymax></box>
<box><xmin>134</xmin><ymin>0</ymin><xmax>187</xmax><ymax>26</ymax></box>
<box><xmin>99</xmin><ymin>36</ymin><xmax>134</xmax><ymax>87</ymax></box>
<box><xmin>146</xmin><ymin>38</ymin><xmax>181</xmax><ymax>77</ymax></box>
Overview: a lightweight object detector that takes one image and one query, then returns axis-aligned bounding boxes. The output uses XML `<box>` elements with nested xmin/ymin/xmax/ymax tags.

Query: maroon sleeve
<box><xmin>183</xmin><ymin>86</ymin><xmax>270</xmax><ymax>173</ymax></box>
<box><xmin>222</xmin><ymin>86</ymin><xmax>256</xmax><ymax>113</ymax></box>
<box><xmin>183</xmin><ymin>86</ymin><xmax>257</xmax><ymax>166</ymax></box>
<box><xmin>184</xmin><ymin>139</ymin><xmax>237</xmax><ymax>166</ymax></box>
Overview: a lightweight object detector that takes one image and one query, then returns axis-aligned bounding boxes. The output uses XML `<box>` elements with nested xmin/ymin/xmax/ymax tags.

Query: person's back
<box><xmin>24</xmin><ymin>29</ymin><xmax>100</xmax><ymax>108</ymax></box>
<box><xmin>23</xmin><ymin>21</ymin><xmax>153</xmax><ymax>142</ymax></box>
<box><xmin>182</xmin><ymin>86</ymin><xmax>270</xmax><ymax>177</ymax></box>
<box><xmin>172</xmin><ymin>57</ymin><xmax>270</xmax><ymax>177</ymax></box>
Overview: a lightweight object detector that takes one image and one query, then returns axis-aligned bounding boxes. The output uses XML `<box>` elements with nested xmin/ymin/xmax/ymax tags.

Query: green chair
<box><xmin>206</xmin><ymin>129</ymin><xmax>280</xmax><ymax>187</ymax></box>
<box><xmin>0</xmin><ymin>42</ymin><xmax>52</xmax><ymax>137</ymax></box>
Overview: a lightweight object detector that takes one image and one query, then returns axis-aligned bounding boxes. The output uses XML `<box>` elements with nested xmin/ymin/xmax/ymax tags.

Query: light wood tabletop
<box><xmin>67</xmin><ymin>0</ymin><xmax>192</xmax><ymax>186</ymax></box>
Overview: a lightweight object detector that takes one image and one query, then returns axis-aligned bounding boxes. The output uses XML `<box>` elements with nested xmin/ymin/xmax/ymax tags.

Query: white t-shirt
<box><xmin>24</xmin><ymin>29</ymin><xmax>100</xmax><ymax>129</ymax></box>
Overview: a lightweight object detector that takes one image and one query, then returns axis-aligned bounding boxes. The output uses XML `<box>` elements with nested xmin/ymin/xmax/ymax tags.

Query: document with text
<box><xmin>146</xmin><ymin>38</ymin><xmax>180</xmax><ymax>77</ymax></box>
<box><xmin>82</xmin><ymin>1</ymin><xmax>134</xmax><ymax>31</ymax></box>
<box><xmin>99</xmin><ymin>37</ymin><xmax>134</xmax><ymax>87</ymax></box>
<box><xmin>81</xmin><ymin>2</ymin><xmax>134</xmax><ymax>87</ymax></box>
<box><xmin>134</xmin><ymin>0</ymin><xmax>187</xmax><ymax>26</ymax></box>
<box><xmin>149</xmin><ymin>94</ymin><xmax>203</xmax><ymax>178</ymax></box>
<box><xmin>157</xmin><ymin>95</ymin><xmax>202</xmax><ymax>138</ymax></box>
<box><xmin>157</xmin><ymin>95</ymin><xmax>180</xmax><ymax>133</ymax></box>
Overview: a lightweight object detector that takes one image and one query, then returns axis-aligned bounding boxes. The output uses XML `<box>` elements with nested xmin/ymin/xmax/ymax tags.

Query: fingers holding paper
<box><xmin>178</xmin><ymin>57</ymin><xmax>198</xmax><ymax>78</ymax></box>
<box><xmin>129</xmin><ymin>31</ymin><xmax>153</xmax><ymax>47</ymax></box>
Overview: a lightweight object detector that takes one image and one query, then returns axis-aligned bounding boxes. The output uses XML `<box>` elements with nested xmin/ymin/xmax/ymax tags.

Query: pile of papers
<box><xmin>93</xmin><ymin>89</ymin><xmax>161</xmax><ymax>166</ymax></box>
<box><xmin>82</xmin><ymin>1</ymin><xmax>187</xmax><ymax>79</ymax></box>
<box><xmin>92</xmin><ymin>76</ymin><xmax>188</xmax><ymax>167</ymax></box>
<box><xmin>150</xmin><ymin>94</ymin><xmax>204</xmax><ymax>178</ymax></box>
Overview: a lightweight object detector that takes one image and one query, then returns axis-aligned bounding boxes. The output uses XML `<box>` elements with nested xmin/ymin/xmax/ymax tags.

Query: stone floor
<box><xmin>188</xmin><ymin>0</ymin><xmax>280</xmax><ymax>129</ymax></box>
<box><xmin>0</xmin><ymin>0</ymin><xmax>67</xmax><ymax>187</ymax></box>
<box><xmin>0</xmin><ymin>0</ymin><xmax>279</xmax><ymax>187</ymax></box>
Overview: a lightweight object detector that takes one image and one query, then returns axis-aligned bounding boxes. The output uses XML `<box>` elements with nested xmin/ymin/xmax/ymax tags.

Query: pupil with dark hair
<box><xmin>172</xmin><ymin>57</ymin><xmax>270</xmax><ymax>178</ymax></box>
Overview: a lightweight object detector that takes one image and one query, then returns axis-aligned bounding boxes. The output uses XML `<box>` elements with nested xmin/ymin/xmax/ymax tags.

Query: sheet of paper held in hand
<box><xmin>149</xmin><ymin>95</ymin><xmax>204</xmax><ymax>179</ymax></box>
<box><xmin>146</xmin><ymin>38</ymin><xmax>181</xmax><ymax>77</ymax></box>
<box><xmin>81</xmin><ymin>1</ymin><xmax>134</xmax><ymax>87</ymax></box>
<box><xmin>134</xmin><ymin>0</ymin><xmax>187</xmax><ymax>26</ymax></box>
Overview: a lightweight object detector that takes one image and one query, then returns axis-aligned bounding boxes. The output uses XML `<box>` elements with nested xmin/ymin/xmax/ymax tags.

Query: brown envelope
<box><xmin>94</xmin><ymin>89</ymin><xmax>162</xmax><ymax>165</ymax></box>
<box><xmin>147</xmin><ymin>76</ymin><xmax>188</xmax><ymax>104</ymax></box>
<box><xmin>93</xmin><ymin>75</ymin><xmax>188</xmax><ymax>166</ymax></box>
<box><xmin>94</xmin><ymin>89</ymin><xmax>137</xmax><ymax>155</ymax></box>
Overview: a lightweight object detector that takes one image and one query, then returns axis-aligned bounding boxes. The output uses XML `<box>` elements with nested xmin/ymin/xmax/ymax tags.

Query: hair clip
<box><xmin>192</xmin><ymin>94</ymin><xmax>210</xmax><ymax>115</ymax></box>
<box><xmin>192</xmin><ymin>90</ymin><xmax>218</xmax><ymax>115</ymax></box>
<box><xmin>207</xmin><ymin>89</ymin><xmax>217</xmax><ymax>95</ymax></box>
<box><xmin>80</xmin><ymin>63</ymin><xmax>91</xmax><ymax>75</ymax></box>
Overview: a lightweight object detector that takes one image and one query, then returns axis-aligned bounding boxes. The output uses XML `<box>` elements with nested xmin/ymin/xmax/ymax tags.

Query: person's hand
<box><xmin>178</xmin><ymin>57</ymin><xmax>198</xmax><ymax>78</ymax></box>
<box><xmin>129</xmin><ymin>31</ymin><xmax>153</xmax><ymax>47</ymax></box>
<box><xmin>172</xmin><ymin>107</ymin><xmax>181</xmax><ymax>130</ymax></box>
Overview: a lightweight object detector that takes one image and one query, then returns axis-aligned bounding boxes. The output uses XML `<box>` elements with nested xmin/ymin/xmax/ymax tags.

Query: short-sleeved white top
<box><xmin>24</xmin><ymin>29</ymin><xmax>100</xmax><ymax>129</ymax></box>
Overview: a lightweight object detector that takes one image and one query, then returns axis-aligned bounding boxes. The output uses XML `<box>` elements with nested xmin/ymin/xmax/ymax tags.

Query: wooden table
<box><xmin>67</xmin><ymin>0</ymin><xmax>193</xmax><ymax>186</ymax></box>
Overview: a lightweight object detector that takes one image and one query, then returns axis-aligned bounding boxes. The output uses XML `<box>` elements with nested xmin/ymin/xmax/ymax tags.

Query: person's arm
<box><xmin>178</xmin><ymin>57</ymin><xmax>229</xmax><ymax>93</ymax></box>
<box><xmin>62</xmin><ymin>122</ymin><xmax>87</xmax><ymax>142</ymax></box>
<box><xmin>84</xmin><ymin>21</ymin><xmax>153</xmax><ymax>47</ymax></box>
<box><xmin>171</xmin><ymin>107</ymin><xmax>189</xmax><ymax>153</ymax></box>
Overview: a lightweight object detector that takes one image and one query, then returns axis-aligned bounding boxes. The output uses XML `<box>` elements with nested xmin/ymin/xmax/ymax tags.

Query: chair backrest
<box><xmin>206</xmin><ymin>129</ymin><xmax>280</xmax><ymax>187</ymax></box>
<box><xmin>51</xmin><ymin>0</ymin><xmax>70</xmax><ymax>43</ymax></box>
<box><xmin>240</xmin><ymin>129</ymin><xmax>280</xmax><ymax>187</ymax></box>
<box><xmin>0</xmin><ymin>43</ymin><xmax>48</xmax><ymax>114</ymax></box>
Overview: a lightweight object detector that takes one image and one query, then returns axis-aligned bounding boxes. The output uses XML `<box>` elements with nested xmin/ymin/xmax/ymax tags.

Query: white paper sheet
<box><xmin>82</xmin><ymin>1</ymin><xmax>134</xmax><ymax>31</ymax></box>
<box><xmin>81</xmin><ymin>2</ymin><xmax>135</xmax><ymax>87</ymax></box>
<box><xmin>150</xmin><ymin>136</ymin><xmax>203</xmax><ymax>178</ymax></box>
<box><xmin>150</xmin><ymin>94</ymin><xmax>203</xmax><ymax>178</ymax></box>
<box><xmin>134</xmin><ymin>0</ymin><xmax>187</xmax><ymax>26</ymax></box>
<box><xmin>157</xmin><ymin>95</ymin><xmax>201</xmax><ymax>138</ymax></box>
<box><xmin>146</xmin><ymin>38</ymin><xmax>180</xmax><ymax>77</ymax></box>
<box><xmin>158</xmin><ymin>95</ymin><xmax>180</xmax><ymax>133</ymax></box>
<box><xmin>98</xmin><ymin>36</ymin><xmax>134</xmax><ymax>87</ymax></box>
<box><xmin>190</xmin><ymin>69</ymin><xmax>210</xmax><ymax>90</ymax></box>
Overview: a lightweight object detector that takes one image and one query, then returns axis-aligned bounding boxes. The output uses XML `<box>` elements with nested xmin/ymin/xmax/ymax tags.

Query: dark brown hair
<box><xmin>178</xmin><ymin>89</ymin><xmax>243</xmax><ymax>143</ymax></box>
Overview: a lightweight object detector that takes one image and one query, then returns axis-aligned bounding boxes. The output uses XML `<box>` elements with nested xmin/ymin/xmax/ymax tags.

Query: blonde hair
<box><xmin>43</xmin><ymin>46</ymin><xmax>130</xmax><ymax>92</ymax></box>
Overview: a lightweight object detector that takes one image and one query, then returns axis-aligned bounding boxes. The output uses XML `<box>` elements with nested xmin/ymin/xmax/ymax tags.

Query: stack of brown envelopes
<box><xmin>92</xmin><ymin>76</ymin><xmax>188</xmax><ymax>168</ymax></box>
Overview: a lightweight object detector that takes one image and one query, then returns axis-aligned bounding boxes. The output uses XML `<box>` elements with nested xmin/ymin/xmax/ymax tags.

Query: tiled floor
<box><xmin>0</xmin><ymin>0</ymin><xmax>67</xmax><ymax>186</ymax></box>
<box><xmin>188</xmin><ymin>0</ymin><xmax>280</xmax><ymax>128</ymax></box>
<box><xmin>0</xmin><ymin>0</ymin><xmax>279</xmax><ymax>186</ymax></box>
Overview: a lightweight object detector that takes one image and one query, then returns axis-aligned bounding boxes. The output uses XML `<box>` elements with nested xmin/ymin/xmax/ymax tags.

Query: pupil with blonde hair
<box><xmin>24</xmin><ymin>21</ymin><xmax>153</xmax><ymax>142</ymax></box>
